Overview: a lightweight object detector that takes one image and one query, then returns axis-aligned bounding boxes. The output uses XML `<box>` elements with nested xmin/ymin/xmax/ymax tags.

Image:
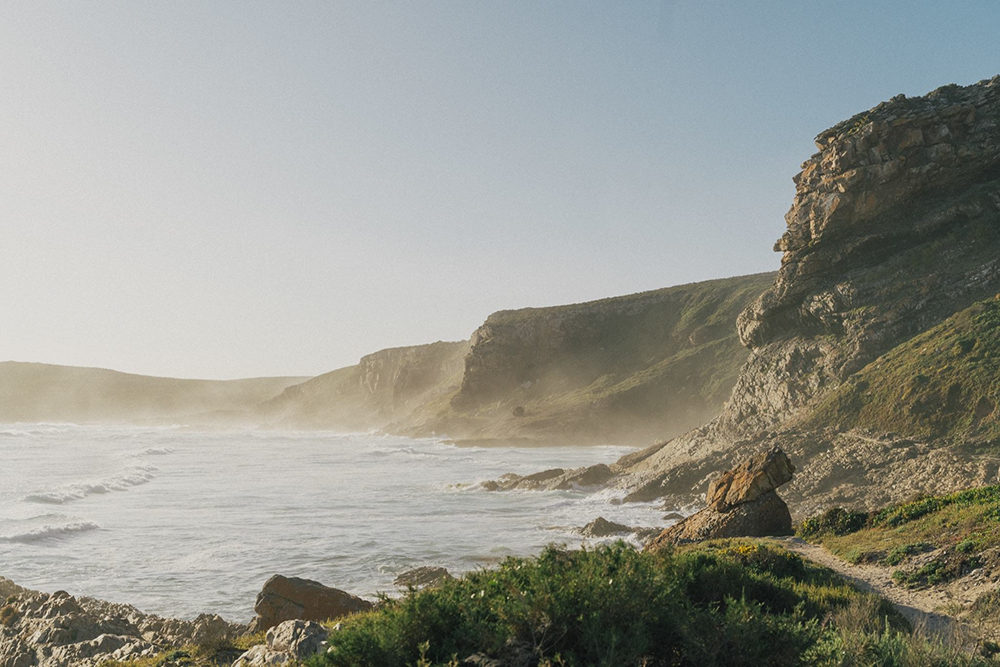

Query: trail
<box><xmin>770</xmin><ymin>536</ymin><xmax>965</xmax><ymax>637</ymax></box>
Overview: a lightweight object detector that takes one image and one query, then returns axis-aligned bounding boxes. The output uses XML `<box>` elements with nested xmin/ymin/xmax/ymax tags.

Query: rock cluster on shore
<box><xmin>0</xmin><ymin>577</ymin><xmax>243</xmax><ymax>667</ymax></box>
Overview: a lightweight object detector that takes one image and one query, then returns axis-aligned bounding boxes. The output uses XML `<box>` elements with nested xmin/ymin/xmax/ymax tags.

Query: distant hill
<box><xmin>0</xmin><ymin>362</ymin><xmax>307</xmax><ymax>425</ymax></box>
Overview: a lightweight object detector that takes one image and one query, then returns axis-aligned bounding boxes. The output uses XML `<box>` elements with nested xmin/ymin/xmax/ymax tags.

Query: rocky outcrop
<box><xmin>590</xmin><ymin>76</ymin><xmax>1000</xmax><ymax>510</ymax></box>
<box><xmin>647</xmin><ymin>449</ymin><xmax>795</xmax><ymax>548</ymax></box>
<box><xmin>577</xmin><ymin>517</ymin><xmax>661</xmax><ymax>542</ymax></box>
<box><xmin>579</xmin><ymin>517</ymin><xmax>632</xmax><ymax>537</ymax></box>
<box><xmin>482</xmin><ymin>463</ymin><xmax>614</xmax><ymax>491</ymax></box>
<box><xmin>393</xmin><ymin>567</ymin><xmax>454</xmax><ymax>589</ymax></box>
<box><xmin>727</xmin><ymin>76</ymin><xmax>1000</xmax><ymax>435</ymax></box>
<box><xmin>249</xmin><ymin>575</ymin><xmax>373</xmax><ymax>633</ymax></box>
<box><xmin>233</xmin><ymin>620</ymin><xmax>329</xmax><ymax>666</ymax></box>
<box><xmin>706</xmin><ymin>447</ymin><xmax>795</xmax><ymax>512</ymax></box>
<box><xmin>0</xmin><ymin>578</ymin><xmax>243</xmax><ymax>667</ymax></box>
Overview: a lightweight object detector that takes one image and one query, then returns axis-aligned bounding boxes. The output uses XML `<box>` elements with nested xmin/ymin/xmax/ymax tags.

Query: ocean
<box><xmin>0</xmin><ymin>424</ymin><xmax>667</xmax><ymax>621</ymax></box>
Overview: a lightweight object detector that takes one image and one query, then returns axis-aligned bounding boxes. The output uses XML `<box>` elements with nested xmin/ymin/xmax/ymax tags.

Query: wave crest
<box><xmin>22</xmin><ymin>466</ymin><xmax>157</xmax><ymax>504</ymax></box>
<box><xmin>0</xmin><ymin>521</ymin><xmax>100</xmax><ymax>543</ymax></box>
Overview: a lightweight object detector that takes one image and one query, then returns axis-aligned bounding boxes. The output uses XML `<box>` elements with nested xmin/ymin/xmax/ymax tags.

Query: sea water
<box><xmin>0</xmin><ymin>424</ymin><xmax>667</xmax><ymax>621</ymax></box>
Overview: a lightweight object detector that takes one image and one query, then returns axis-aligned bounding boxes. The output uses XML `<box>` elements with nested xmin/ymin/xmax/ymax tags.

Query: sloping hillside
<box><xmin>0</xmin><ymin>362</ymin><xmax>306</xmax><ymax>424</ymax></box>
<box><xmin>800</xmin><ymin>296</ymin><xmax>1000</xmax><ymax>441</ymax></box>
<box><xmin>402</xmin><ymin>273</ymin><xmax>776</xmax><ymax>446</ymax></box>
<box><xmin>255</xmin><ymin>274</ymin><xmax>774</xmax><ymax>445</ymax></box>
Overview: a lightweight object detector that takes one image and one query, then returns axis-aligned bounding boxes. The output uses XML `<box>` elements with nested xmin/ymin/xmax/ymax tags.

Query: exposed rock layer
<box><xmin>609</xmin><ymin>76</ymin><xmax>1000</xmax><ymax>510</ymax></box>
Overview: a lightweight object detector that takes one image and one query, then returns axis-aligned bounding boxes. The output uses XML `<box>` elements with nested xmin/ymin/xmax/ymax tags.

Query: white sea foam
<box><xmin>0</xmin><ymin>521</ymin><xmax>100</xmax><ymax>543</ymax></box>
<box><xmin>0</xmin><ymin>426</ymin><xmax>660</xmax><ymax>621</ymax></box>
<box><xmin>22</xmin><ymin>466</ymin><xmax>157</xmax><ymax>504</ymax></box>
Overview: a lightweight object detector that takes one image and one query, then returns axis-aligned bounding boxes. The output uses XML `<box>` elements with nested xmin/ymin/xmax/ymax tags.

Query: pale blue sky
<box><xmin>2</xmin><ymin>2</ymin><xmax>998</xmax><ymax>379</ymax></box>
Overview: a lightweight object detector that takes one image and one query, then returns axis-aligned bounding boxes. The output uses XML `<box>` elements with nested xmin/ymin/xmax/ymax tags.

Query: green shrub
<box><xmin>798</xmin><ymin>507</ymin><xmax>870</xmax><ymax>539</ymax></box>
<box><xmin>310</xmin><ymin>540</ymin><xmax>901</xmax><ymax>667</ymax></box>
<box><xmin>873</xmin><ymin>485</ymin><xmax>1000</xmax><ymax>528</ymax></box>
<box><xmin>882</xmin><ymin>543</ymin><xmax>932</xmax><ymax>566</ymax></box>
<box><xmin>893</xmin><ymin>552</ymin><xmax>982</xmax><ymax>589</ymax></box>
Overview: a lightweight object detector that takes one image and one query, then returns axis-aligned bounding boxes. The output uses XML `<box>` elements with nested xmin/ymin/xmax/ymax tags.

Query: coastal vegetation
<box><xmin>301</xmin><ymin>540</ymin><xmax>992</xmax><ymax>667</ymax></box>
<box><xmin>799</xmin><ymin>485</ymin><xmax>1000</xmax><ymax>585</ymax></box>
<box><xmin>802</xmin><ymin>297</ymin><xmax>1000</xmax><ymax>443</ymax></box>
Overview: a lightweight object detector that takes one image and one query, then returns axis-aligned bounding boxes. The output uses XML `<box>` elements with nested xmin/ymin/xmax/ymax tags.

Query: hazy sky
<box><xmin>2</xmin><ymin>2</ymin><xmax>998</xmax><ymax>379</ymax></box>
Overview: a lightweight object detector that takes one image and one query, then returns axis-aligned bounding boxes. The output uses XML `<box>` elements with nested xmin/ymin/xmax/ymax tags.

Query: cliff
<box><xmin>404</xmin><ymin>273</ymin><xmax>775</xmax><ymax>445</ymax></box>
<box><xmin>256</xmin><ymin>341</ymin><xmax>469</xmax><ymax>431</ymax></box>
<box><xmin>607</xmin><ymin>76</ymin><xmax>1000</xmax><ymax>512</ymax></box>
<box><xmin>0</xmin><ymin>362</ymin><xmax>306</xmax><ymax>425</ymax></box>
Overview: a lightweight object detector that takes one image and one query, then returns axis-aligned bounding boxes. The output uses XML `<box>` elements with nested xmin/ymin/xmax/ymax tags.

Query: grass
<box><xmin>802</xmin><ymin>295</ymin><xmax>1000</xmax><ymax>441</ymax></box>
<box><xmin>96</xmin><ymin>630</ymin><xmax>267</xmax><ymax>667</ymax></box>
<box><xmin>799</xmin><ymin>486</ymin><xmax>1000</xmax><ymax>590</ymax></box>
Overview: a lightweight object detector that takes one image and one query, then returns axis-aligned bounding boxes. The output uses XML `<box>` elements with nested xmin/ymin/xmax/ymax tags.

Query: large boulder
<box><xmin>705</xmin><ymin>447</ymin><xmax>795</xmax><ymax>511</ymax></box>
<box><xmin>249</xmin><ymin>576</ymin><xmax>373</xmax><ymax>633</ymax></box>
<box><xmin>647</xmin><ymin>448</ymin><xmax>795</xmax><ymax>548</ymax></box>
<box><xmin>647</xmin><ymin>491</ymin><xmax>792</xmax><ymax>548</ymax></box>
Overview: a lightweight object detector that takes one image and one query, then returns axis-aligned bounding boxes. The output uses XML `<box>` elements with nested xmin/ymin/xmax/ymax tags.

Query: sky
<box><xmin>2</xmin><ymin>1</ymin><xmax>998</xmax><ymax>380</ymax></box>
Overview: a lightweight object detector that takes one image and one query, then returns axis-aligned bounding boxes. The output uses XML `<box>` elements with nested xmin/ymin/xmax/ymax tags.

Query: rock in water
<box><xmin>579</xmin><ymin>517</ymin><xmax>632</xmax><ymax>537</ymax></box>
<box><xmin>647</xmin><ymin>448</ymin><xmax>795</xmax><ymax>548</ymax></box>
<box><xmin>393</xmin><ymin>566</ymin><xmax>454</xmax><ymax>589</ymax></box>
<box><xmin>249</xmin><ymin>575</ymin><xmax>373</xmax><ymax>633</ymax></box>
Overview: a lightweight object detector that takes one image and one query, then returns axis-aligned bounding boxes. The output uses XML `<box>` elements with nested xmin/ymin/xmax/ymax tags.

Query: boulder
<box><xmin>647</xmin><ymin>491</ymin><xmax>793</xmax><ymax>548</ymax></box>
<box><xmin>579</xmin><ymin>517</ymin><xmax>631</xmax><ymax>537</ymax></box>
<box><xmin>233</xmin><ymin>619</ymin><xmax>329</xmax><ymax>666</ymax></box>
<box><xmin>249</xmin><ymin>575</ymin><xmax>373</xmax><ymax>633</ymax></box>
<box><xmin>706</xmin><ymin>447</ymin><xmax>795</xmax><ymax>511</ymax></box>
<box><xmin>394</xmin><ymin>567</ymin><xmax>454</xmax><ymax>589</ymax></box>
<box><xmin>647</xmin><ymin>448</ymin><xmax>795</xmax><ymax>548</ymax></box>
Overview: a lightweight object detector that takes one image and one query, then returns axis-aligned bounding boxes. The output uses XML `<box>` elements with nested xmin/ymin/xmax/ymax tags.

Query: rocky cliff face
<box><xmin>258</xmin><ymin>341</ymin><xmax>469</xmax><ymax>431</ymax></box>
<box><xmin>413</xmin><ymin>273</ymin><xmax>775</xmax><ymax>446</ymax></box>
<box><xmin>726</xmin><ymin>76</ymin><xmax>1000</xmax><ymax>435</ymax></box>
<box><xmin>609</xmin><ymin>76</ymin><xmax>1000</xmax><ymax>512</ymax></box>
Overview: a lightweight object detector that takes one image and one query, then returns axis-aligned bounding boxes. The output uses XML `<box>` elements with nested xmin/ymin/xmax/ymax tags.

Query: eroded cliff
<box><xmin>257</xmin><ymin>341</ymin><xmax>469</xmax><ymax>432</ymax></box>
<box><xmin>405</xmin><ymin>273</ymin><xmax>775</xmax><ymax>446</ymax></box>
<box><xmin>610</xmin><ymin>76</ymin><xmax>1000</xmax><ymax>511</ymax></box>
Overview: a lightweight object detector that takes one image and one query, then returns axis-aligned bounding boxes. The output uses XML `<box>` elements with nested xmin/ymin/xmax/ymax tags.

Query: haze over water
<box><xmin>0</xmin><ymin>425</ymin><xmax>665</xmax><ymax>621</ymax></box>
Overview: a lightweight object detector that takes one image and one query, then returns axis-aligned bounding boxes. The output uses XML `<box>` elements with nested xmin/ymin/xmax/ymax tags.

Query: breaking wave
<box><xmin>22</xmin><ymin>466</ymin><xmax>157</xmax><ymax>504</ymax></box>
<box><xmin>0</xmin><ymin>521</ymin><xmax>100</xmax><ymax>543</ymax></box>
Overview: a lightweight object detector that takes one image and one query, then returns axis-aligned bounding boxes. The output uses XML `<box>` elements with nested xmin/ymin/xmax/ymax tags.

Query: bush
<box><xmin>873</xmin><ymin>486</ymin><xmax>1000</xmax><ymax>528</ymax></box>
<box><xmin>798</xmin><ymin>507</ymin><xmax>870</xmax><ymax>539</ymax></box>
<box><xmin>310</xmin><ymin>541</ymin><xmax>900</xmax><ymax>667</ymax></box>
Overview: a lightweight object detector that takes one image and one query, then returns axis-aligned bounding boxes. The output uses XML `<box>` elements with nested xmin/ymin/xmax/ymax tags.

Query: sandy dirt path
<box><xmin>769</xmin><ymin>536</ymin><xmax>965</xmax><ymax>637</ymax></box>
